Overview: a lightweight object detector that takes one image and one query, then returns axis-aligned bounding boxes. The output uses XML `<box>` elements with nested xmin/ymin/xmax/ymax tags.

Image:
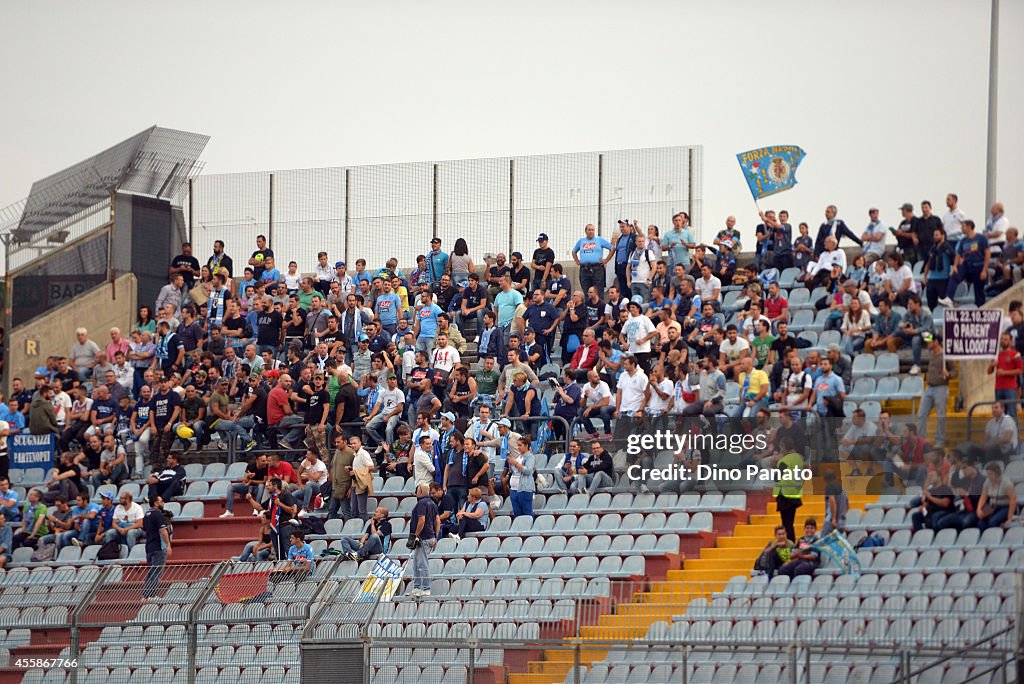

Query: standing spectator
<box><xmin>813</xmin><ymin>205</ymin><xmax>862</xmax><ymax>258</ymax></box>
<box><xmin>893</xmin><ymin>202</ymin><xmax>922</xmax><ymax>263</ymax></box>
<box><xmin>942</xmin><ymin>193</ymin><xmax>966</xmax><ymax>243</ymax></box>
<box><xmin>940</xmin><ymin>219</ymin><xmax>989</xmax><ymax>308</ymax></box>
<box><xmin>156</xmin><ymin>275</ymin><xmax>185</xmax><ymax>323</ymax></box>
<box><xmin>665</xmin><ymin>212</ymin><xmax>697</xmax><ymax>271</ymax></box>
<box><xmin>972</xmin><ymin>462</ymin><xmax>1017</xmax><ymax>531</ymax></box>
<box><xmin>614</xmin><ymin>354</ymin><xmax>648</xmax><ymax>441</ymax></box>
<box><xmin>918</xmin><ymin>334</ymin><xmax>954</xmax><ymax>448</ymax></box>
<box><xmin>206</xmin><ymin>239</ymin><xmax>234</xmax><ymax>280</ymax></box>
<box><xmin>408</xmin><ymin>482</ymin><xmax>440</xmax><ymax>597</ymax></box>
<box><xmin>248</xmin><ymin>234</ymin><xmax>274</xmax><ymax>282</ymax></box>
<box><xmin>918</xmin><ymin>200</ymin><xmax>942</xmax><ymax>257</ymax></box>
<box><xmin>572</xmin><ymin>224</ymin><xmax>613</xmax><ymax>294</ymax></box>
<box><xmin>426</xmin><ymin>237</ymin><xmax>449</xmax><ymax>284</ymax></box>
<box><xmin>507</xmin><ymin>436</ymin><xmax>536</xmax><ymax>518</ymax></box>
<box><xmin>70</xmin><ymin>328</ymin><xmax>101</xmax><ymax>380</ymax></box>
<box><xmin>860</xmin><ymin>208</ymin><xmax>887</xmax><ymax>265</ymax></box>
<box><xmin>627</xmin><ymin>234</ymin><xmax>655</xmax><ymax>301</ymax></box>
<box><xmin>169</xmin><ymin>242</ymin><xmax>201</xmax><ymax>290</ymax></box>
<box><xmin>923</xmin><ymin>228</ymin><xmax>956</xmax><ymax>310</ymax></box>
<box><xmin>329</xmin><ymin>434</ymin><xmax>355</xmax><ymax>521</ymax></box>
<box><xmin>448</xmin><ymin>237</ymin><xmax>476</xmax><ymax>284</ymax></box>
<box><xmin>349</xmin><ymin>435</ymin><xmax>374</xmax><ymax>521</ymax></box>
<box><xmin>773</xmin><ymin>437</ymin><xmax>804</xmax><ymax>542</ymax></box>
<box><xmin>147</xmin><ymin>377</ymin><xmax>182</xmax><ymax>464</ymax></box>
<box><xmin>821</xmin><ymin>470</ymin><xmax>849</xmax><ymax>535</ymax></box>
<box><xmin>141</xmin><ymin>496</ymin><xmax>172</xmax><ymax>599</ymax></box>
<box><xmin>613</xmin><ymin>220</ymin><xmax>637</xmax><ymax>294</ymax></box>
<box><xmin>29</xmin><ymin>384</ymin><xmax>59</xmax><ymax>436</ymax></box>
<box><xmin>267</xmin><ymin>374</ymin><xmax>304</xmax><ymax>448</ymax></box>
<box><xmin>987</xmin><ymin>332</ymin><xmax>1021</xmax><ymax>410</ymax></box>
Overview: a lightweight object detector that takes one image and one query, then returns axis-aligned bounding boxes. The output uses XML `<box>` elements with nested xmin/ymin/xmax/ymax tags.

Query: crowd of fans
<box><xmin>1</xmin><ymin>196</ymin><xmax>1020</xmax><ymax>593</ymax></box>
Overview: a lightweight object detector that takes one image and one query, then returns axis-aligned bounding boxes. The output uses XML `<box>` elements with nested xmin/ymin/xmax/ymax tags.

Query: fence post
<box><xmin>508</xmin><ymin>159</ymin><xmax>515</xmax><ymax>256</ymax></box>
<box><xmin>804</xmin><ymin>645</ymin><xmax>811</xmax><ymax>684</ymax></box>
<box><xmin>344</xmin><ymin>168</ymin><xmax>351</xmax><ymax>266</ymax></box>
<box><xmin>186</xmin><ymin>563</ymin><xmax>231</xmax><ymax>684</ymax></box>
<box><xmin>900</xmin><ymin>649</ymin><xmax>911</xmax><ymax>684</ymax></box>
<box><xmin>67</xmin><ymin>565</ymin><xmax>114</xmax><ymax>684</ymax></box>
<box><xmin>432</xmin><ymin>163</ymin><xmax>439</xmax><ymax>241</ymax></box>
<box><xmin>268</xmin><ymin>173</ymin><xmax>275</xmax><ymax>250</ymax></box>
<box><xmin>597</xmin><ymin>153</ymin><xmax>604</xmax><ymax>237</ymax></box>
<box><xmin>687</xmin><ymin>147</ymin><xmax>697</xmax><ymax>243</ymax></box>
<box><xmin>188</xmin><ymin>178</ymin><xmax>194</xmax><ymax>246</ymax></box>
<box><xmin>573</xmin><ymin>642</ymin><xmax>581</xmax><ymax>684</ymax></box>
<box><xmin>789</xmin><ymin>644</ymin><xmax>798</xmax><ymax>684</ymax></box>
<box><xmin>679</xmin><ymin>644</ymin><xmax>688</xmax><ymax>684</ymax></box>
<box><xmin>362</xmin><ymin>639</ymin><xmax>371</xmax><ymax>684</ymax></box>
<box><xmin>1016</xmin><ymin>572</ymin><xmax>1023</xmax><ymax>684</ymax></box>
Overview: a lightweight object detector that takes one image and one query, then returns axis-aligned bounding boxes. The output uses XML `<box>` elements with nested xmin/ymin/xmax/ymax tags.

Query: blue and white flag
<box><xmin>736</xmin><ymin>145</ymin><xmax>806</xmax><ymax>200</ymax></box>
<box><xmin>812</xmin><ymin>530</ymin><xmax>861</xmax><ymax>576</ymax></box>
<box><xmin>354</xmin><ymin>555</ymin><xmax>405</xmax><ymax>603</ymax></box>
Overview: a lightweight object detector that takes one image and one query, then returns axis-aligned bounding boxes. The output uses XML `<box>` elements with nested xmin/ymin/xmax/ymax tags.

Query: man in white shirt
<box><xmin>643</xmin><ymin>364</ymin><xmax>674</xmax><ymax>430</ymax></box>
<box><xmin>430</xmin><ymin>333</ymin><xmax>461</xmax><ymax>375</ymax></box>
<box><xmin>738</xmin><ymin>302</ymin><xmax>772</xmax><ymax>343</ymax></box>
<box><xmin>839</xmin><ymin>408</ymin><xmax>879</xmax><ymax>460</ymax></box>
<box><xmin>614</xmin><ymin>354</ymin><xmax>649</xmax><ymax>440</ymax></box>
<box><xmin>103</xmin><ymin>491</ymin><xmax>144</xmax><ymax>549</ymax></box>
<box><xmin>985</xmin><ymin>202</ymin><xmax>1009</xmax><ymax>248</ymax></box>
<box><xmin>985</xmin><ymin>401</ymin><xmax>1019</xmax><ymax>456</ymax></box>
<box><xmin>718</xmin><ymin>325</ymin><xmax>752</xmax><ymax>380</ymax></box>
<box><xmin>695</xmin><ymin>264</ymin><xmax>722</xmax><ymax>307</ymax></box>
<box><xmin>809</xmin><ymin>236</ymin><xmax>847</xmax><ymax>278</ymax></box>
<box><xmin>621</xmin><ymin>298</ymin><xmax>658</xmax><ymax>371</ymax></box>
<box><xmin>295</xmin><ymin>450</ymin><xmax>330</xmax><ymax>516</ymax></box>
<box><xmin>860</xmin><ymin>207</ymin><xmax>887</xmax><ymax>264</ymax></box>
<box><xmin>467</xmin><ymin>405</ymin><xmax>498</xmax><ymax>460</ymax></box>
<box><xmin>580</xmin><ymin>370</ymin><xmax>614</xmax><ymax>437</ymax></box>
<box><xmin>50</xmin><ymin>380</ymin><xmax>73</xmax><ymax>429</ymax></box>
<box><xmin>942</xmin><ymin>193</ymin><xmax>966</xmax><ymax>243</ymax></box>
<box><xmin>413</xmin><ymin>434</ymin><xmax>437</xmax><ymax>488</ymax></box>
<box><xmin>365</xmin><ymin>373</ymin><xmax>406</xmax><ymax>447</ymax></box>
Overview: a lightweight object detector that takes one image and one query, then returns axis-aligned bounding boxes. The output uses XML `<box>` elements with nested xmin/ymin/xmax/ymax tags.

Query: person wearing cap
<box><xmin>572</xmin><ymin>224</ymin><xmax>613</xmax><ymax>295</ymax></box>
<box><xmin>892</xmin><ymin>202</ymin><xmax>922</xmax><ymax>263</ymax></box>
<box><xmin>917</xmin><ymin>333</ymin><xmax>953</xmax><ymax>447</ymax></box>
<box><xmin>814</xmin><ymin>204</ymin><xmax>862</xmax><ymax>259</ymax></box>
<box><xmin>621</xmin><ymin>296</ymin><xmax>658</xmax><ymax>372</ymax></box>
<box><xmin>426</xmin><ymin>237</ymin><xmax>449</xmax><ymax>284</ymax></box>
<box><xmin>531</xmin><ymin>233</ymin><xmax>556</xmax><ymax>291</ymax></box>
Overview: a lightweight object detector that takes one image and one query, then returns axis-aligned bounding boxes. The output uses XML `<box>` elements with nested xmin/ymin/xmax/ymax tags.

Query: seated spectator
<box><xmin>910</xmin><ymin>470</ymin><xmax>959</xmax><ymax>532</ymax></box>
<box><xmin>12</xmin><ymin>489</ymin><xmax>49</xmax><ymax>550</ymax></box>
<box><xmin>777</xmin><ymin>519</ymin><xmax>821</xmax><ymax>578</ymax></box>
<box><xmin>0</xmin><ymin>513</ymin><xmax>9</xmax><ymax>568</ymax></box>
<box><xmin>295</xmin><ymin>450</ymin><xmax>329</xmax><ymax>517</ymax></box>
<box><xmin>269</xmin><ymin>529</ymin><xmax>315</xmax><ymax>583</ymax></box>
<box><xmin>892</xmin><ymin>294</ymin><xmax>932</xmax><ymax>375</ymax></box>
<box><xmin>234</xmin><ymin>516</ymin><xmax>273</xmax><ymax>562</ymax></box>
<box><xmin>339</xmin><ymin>506</ymin><xmax>392</xmax><ymax>561</ymax></box>
<box><xmin>839</xmin><ymin>409</ymin><xmax>878</xmax><ymax>461</ymax></box>
<box><xmin>0</xmin><ymin>477</ymin><xmax>20</xmax><ymax>524</ymax></box>
<box><xmin>146</xmin><ymin>452</ymin><xmax>186</xmax><ymax>505</ymax></box>
<box><xmin>557</xmin><ymin>439</ymin><xmax>588</xmax><ymax>492</ymax></box>
<box><xmin>92</xmin><ymin>492</ymin><xmax>117</xmax><ymax>547</ymax></box>
<box><xmin>89</xmin><ymin>433</ymin><xmax>128</xmax><ymax>491</ymax></box>
<box><xmin>949</xmin><ymin>458</ymin><xmax>984</xmax><ymax>528</ymax></box>
<box><xmin>58</xmin><ymin>492</ymin><xmax>100</xmax><ymax>552</ymax></box>
<box><xmin>753</xmin><ymin>525</ymin><xmax>795</xmax><ymax>578</ymax></box>
<box><xmin>970</xmin><ymin>462</ymin><xmax>1017</xmax><ymax>531</ymax></box>
<box><xmin>569</xmin><ymin>440</ymin><xmax>615</xmax><ymax>495</ymax></box>
<box><xmin>450</xmin><ymin>487</ymin><xmax>490</xmax><ymax>541</ymax></box>
<box><xmin>222</xmin><ymin>454</ymin><xmax>269</xmax><ymax>518</ymax></box>
<box><xmin>378</xmin><ymin>424</ymin><xmax>413</xmax><ymax>481</ymax></box>
<box><xmin>579</xmin><ymin>370</ymin><xmax>614</xmax><ymax>437</ymax></box>
<box><xmin>867</xmin><ymin>298</ymin><xmax>902</xmax><ymax>353</ymax></box>
<box><xmin>37</xmin><ymin>496</ymin><xmax>73</xmax><ymax>550</ymax></box>
<box><xmin>101</xmin><ymin>491</ymin><xmax>144</xmax><ymax>549</ymax></box>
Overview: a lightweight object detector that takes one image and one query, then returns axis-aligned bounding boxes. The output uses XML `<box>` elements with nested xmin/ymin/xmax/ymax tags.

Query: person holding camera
<box><xmin>407</xmin><ymin>482</ymin><xmax>440</xmax><ymax>597</ymax></box>
<box><xmin>551</xmin><ymin>368</ymin><xmax>582</xmax><ymax>441</ymax></box>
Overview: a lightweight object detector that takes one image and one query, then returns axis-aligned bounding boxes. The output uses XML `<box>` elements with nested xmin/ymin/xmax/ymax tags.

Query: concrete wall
<box><xmin>960</xmin><ymin>279</ymin><xmax>1024</xmax><ymax>416</ymax></box>
<box><xmin>7</xmin><ymin>274</ymin><xmax>137</xmax><ymax>389</ymax></box>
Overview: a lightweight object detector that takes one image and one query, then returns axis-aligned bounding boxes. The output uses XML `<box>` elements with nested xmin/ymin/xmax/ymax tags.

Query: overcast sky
<box><xmin>1</xmin><ymin>0</ymin><xmax>1020</xmax><ymax>251</ymax></box>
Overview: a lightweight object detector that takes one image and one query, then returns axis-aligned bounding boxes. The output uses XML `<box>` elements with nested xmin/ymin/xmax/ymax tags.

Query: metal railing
<box><xmin>965</xmin><ymin>398</ymin><xmax>1024</xmax><ymax>443</ymax></box>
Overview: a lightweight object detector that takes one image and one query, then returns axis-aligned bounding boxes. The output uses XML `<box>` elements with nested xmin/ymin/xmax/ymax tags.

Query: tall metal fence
<box><xmin>184</xmin><ymin>146</ymin><xmax>703</xmax><ymax>273</ymax></box>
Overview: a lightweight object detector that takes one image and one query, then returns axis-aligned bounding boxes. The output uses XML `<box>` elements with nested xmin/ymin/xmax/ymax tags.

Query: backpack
<box><xmin>856</xmin><ymin>534</ymin><xmax>885</xmax><ymax>550</ymax></box>
<box><xmin>97</xmin><ymin>540</ymin><xmax>122</xmax><ymax>560</ymax></box>
<box><xmin>31</xmin><ymin>542</ymin><xmax>56</xmax><ymax>562</ymax></box>
<box><xmin>301</xmin><ymin>517</ymin><xmax>326</xmax><ymax>536</ymax></box>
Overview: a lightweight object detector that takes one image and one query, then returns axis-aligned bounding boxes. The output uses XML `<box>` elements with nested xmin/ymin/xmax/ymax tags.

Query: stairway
<box><xmin>509</xmin><ymin>483</ymin><xmax>877</xmax><ymax>684</ymax></box>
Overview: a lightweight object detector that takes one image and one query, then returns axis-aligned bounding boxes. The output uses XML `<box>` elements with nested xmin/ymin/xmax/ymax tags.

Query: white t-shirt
<box><xmin>413</xmin><ymin>447</ymin><xmax>436</xmax><ymax>487</ymax></box>
<box><xmin>695</xmin><ymin>275</ymin><xmax>722</xmax><ymax>301</ymax></box>
<box><xmin>52</xmin><ymin>392</ymin><xmax>73</xmax><ymax>427</ymax></box>
<box><xmin>623</xmin><ymin>314</ymin><xmax>657</xmax><ymax>353</ymax></box>
<box><xmin>943</xmin><ymin>209</ymin><xmax>966</xmax><ymax>242</ymax></box>
<box><xmin>583</xmin><ymin>381</ymin><xmax>613</xmax><ymax>408</ymax></box>
<box><xmin>300</xmin><ymin>459</ymin><xmax>329</xmax><ymax>486</ymax></box>
<box><xmin>884</xmin><ymin>265</ymin><xmax>919</xmax><ymax>294</ymax></box>
<box><xmin>431</xmin><ymin>346</ymin><xmax>461</xmax><ymax>374</ymax></box>
<box><xmin>719</xmin><ymin>337</ymin><xmax>751</xmax><ymax>364</ymax></box>
<box><xmin>647</xmin><ymin>378</ymin><xmax>674</xmax><ymax>414</ymax></box>
<box><xmin>811</xmin><ymin>248</ymin><xmax>847</xmax><ymax>276</ymax></box>
<box><xmin>113</xmin><ymin>502</ymin><xmax>144</xmax><ymax>527</ymax></box>
<box><xmin>376</xmin><ymin>388</ymin><xmax>406</xmax><ymax>416</ymax></box>
<box><xmin>786</xmin><ymin>370</ymin><xmax>813</xmax><ymax>406</ymax></box>
<box><xmin>741</xmin><ymin>315</ymin><xmax>772</xmax><ymax>342</ymax></box>
<box><xmin>617</xmin><ymin>369</ymin><xmax>649</xmax><ymax>414</ymax></box>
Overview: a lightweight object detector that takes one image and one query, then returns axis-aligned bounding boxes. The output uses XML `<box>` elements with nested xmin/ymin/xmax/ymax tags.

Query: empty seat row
<box><xmin>430</xmin><ymin>532</ymin><xmax>680</xmax><ymax>559</ymax></box>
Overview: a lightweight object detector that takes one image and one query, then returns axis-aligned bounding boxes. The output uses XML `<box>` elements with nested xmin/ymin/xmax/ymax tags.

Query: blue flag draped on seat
<box><xmin>736</xmin><ymin>145</ymin><xmax>806</xmax><ymax>200</ymax></box>
<box><xmin>812</xmin><ymin>530</ymin><xmax>861</xmax><ymax>576</ymax></box>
